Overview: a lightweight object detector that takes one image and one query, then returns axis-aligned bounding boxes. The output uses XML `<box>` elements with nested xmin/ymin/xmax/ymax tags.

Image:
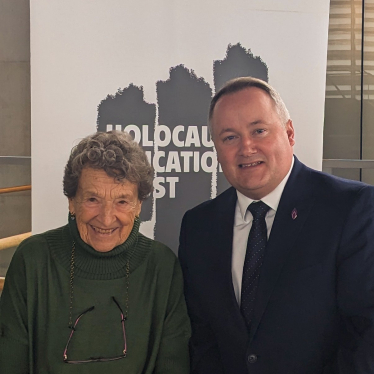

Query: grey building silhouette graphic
<box><xmin>97</xmin><ymin>43</ymin><xmax>268</xmax><ymax>252</ymax></box>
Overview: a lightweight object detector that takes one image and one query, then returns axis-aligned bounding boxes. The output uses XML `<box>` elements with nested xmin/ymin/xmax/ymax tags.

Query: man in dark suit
<box><xmin>179</xmin><ymin>77</ymin><xmax>374</xmax><ymax>373</ymax></box>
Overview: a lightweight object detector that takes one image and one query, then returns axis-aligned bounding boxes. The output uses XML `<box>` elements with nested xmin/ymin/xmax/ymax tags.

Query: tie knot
<box><xmin>247</xmin><ymin>201</ymin><xmax>270</xmax><ymax>220</ymax></box>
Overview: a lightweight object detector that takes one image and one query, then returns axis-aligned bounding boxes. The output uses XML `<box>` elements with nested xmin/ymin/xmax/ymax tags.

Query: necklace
<box><xmin>63</xmin><ymin>241</ymin><xmax>130</xmax><ymax>363</ymax></box>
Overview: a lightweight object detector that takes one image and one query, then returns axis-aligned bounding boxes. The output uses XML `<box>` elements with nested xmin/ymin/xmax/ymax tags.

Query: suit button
<box><xmin>248</xmin><ymin>354</ymin><xmax>258</xmax><ymax>363</ymax></box>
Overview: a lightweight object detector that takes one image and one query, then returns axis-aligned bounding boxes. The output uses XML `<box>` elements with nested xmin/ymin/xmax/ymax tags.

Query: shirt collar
<box><xmin>236</xmin><ymin>156</ymin><xmax>295</xmax><ymax>222</ymax></box>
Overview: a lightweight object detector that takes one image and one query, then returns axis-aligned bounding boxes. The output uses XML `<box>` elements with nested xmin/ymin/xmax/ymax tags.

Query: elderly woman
<box><xmin>0</xmin><ymin>131</ymin><xmax>190</xmax><ymax>373</ymax></box>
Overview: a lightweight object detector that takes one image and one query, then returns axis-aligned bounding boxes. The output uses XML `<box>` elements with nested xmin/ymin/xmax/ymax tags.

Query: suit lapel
<box><xmin>249</xmin><ymin>158</ymin><xmax>315</xmax><ymax>341</ymax></box>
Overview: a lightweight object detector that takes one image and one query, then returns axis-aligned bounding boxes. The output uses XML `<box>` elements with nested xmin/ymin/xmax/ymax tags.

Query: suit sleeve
<box><xmin>337</xmin><ymin>185</ymin><xmax>374</xmax><ymax>373</ymax></box>
<box><xmin>0</xmin><ymin>247</ymin><xmax>30</xmax><ymax>373</ymax></box>
<box><xmin>178</xmin><ymin>212</ymin><xmax>224</xmax><ymax>374</ymax></box>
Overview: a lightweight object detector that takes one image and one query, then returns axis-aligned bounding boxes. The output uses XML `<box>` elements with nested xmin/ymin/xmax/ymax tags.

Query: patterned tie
<box><xmin>240</xmin><ymin>201</ymin><xmax>270</xmax><ymax>329</ymax></box>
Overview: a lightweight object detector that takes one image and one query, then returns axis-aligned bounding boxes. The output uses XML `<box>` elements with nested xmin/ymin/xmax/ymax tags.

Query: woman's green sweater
<box><xmin>0</xmin><ymin>218</ymin><xmax>190</xmax><ymax>373</ymax></box>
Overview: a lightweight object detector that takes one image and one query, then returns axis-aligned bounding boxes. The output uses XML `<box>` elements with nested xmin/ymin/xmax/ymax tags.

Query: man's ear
<box><xmin>286</xmin><ymin>120</ymin><xmax>295</xmax><ymax>147</ymax></box>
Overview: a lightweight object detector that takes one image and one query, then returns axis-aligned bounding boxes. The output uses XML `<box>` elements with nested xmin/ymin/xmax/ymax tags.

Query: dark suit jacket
<box><xmin>179</xmin><ymin>157</ymin><xmax>374</xmax><ymax>374</ymax></box>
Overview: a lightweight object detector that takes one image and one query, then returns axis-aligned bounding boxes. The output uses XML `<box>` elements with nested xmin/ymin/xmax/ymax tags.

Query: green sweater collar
<box><xmin>48</xmin><ymin>216</ymin><xmax>151</xmax><ymax>280</ymax></box>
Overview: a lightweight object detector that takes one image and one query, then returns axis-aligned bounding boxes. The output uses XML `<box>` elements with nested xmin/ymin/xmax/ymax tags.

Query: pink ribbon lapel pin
<box><xmin>291</xmin><ymin>208</ymin><xmax>298</xmax><ymax>220</ymax></box>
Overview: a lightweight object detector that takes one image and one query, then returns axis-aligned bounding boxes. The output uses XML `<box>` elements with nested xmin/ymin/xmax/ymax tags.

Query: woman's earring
<box><xmin>70</xmin><ymin>212</ymin><xmax>76</xmax><ymax>220</ymax></box>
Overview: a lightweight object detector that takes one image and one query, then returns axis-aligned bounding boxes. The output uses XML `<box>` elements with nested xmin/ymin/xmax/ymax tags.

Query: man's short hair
<box><xmin>208</xmin><ymin>77</ymin><xmax>291</xmax><ymax>138</ymax></box>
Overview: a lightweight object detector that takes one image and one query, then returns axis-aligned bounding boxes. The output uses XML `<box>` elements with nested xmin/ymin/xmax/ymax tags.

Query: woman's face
<box><xmin>68</xmin><ymin>168</ymin><xmax>142</xmax><ymax>252</ymax></box>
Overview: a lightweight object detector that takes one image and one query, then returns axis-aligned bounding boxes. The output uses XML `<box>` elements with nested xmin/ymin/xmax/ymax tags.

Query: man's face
<box><xmin>211</xmin><ymin>87</ymin><xmax>295</xmax><ymax>200</ymax></box>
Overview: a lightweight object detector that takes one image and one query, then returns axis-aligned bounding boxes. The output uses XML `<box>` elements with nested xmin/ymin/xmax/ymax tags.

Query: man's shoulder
<box><xmin>309</xmin><ymin>165</ymin><xmax>372</xmax><ymax>194</ymax></box>
<box><xmin>183</xmin><ymin>186</ymin><xmax>236</xmax><ymax>219</ymax></box>
<box><xmin>296</xmin><ymin>159</ymin><xmax>374</xmax><ymax>204</ymax></box>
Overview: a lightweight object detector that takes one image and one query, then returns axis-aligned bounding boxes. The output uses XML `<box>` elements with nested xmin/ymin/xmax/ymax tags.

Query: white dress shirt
<box><xmin>232</xmin><ymin>157</ymin><xmax>294</xmax><ymax>305</ymax></box>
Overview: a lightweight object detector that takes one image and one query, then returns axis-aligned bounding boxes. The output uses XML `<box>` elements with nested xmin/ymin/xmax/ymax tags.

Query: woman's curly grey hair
<box><xmin>63</xmin><ymin>131</ymin><xmax>153</xmax><ymax>201</ymax></box>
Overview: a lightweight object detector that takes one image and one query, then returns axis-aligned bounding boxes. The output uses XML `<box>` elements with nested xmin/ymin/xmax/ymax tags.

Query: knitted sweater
<box><xmin>0</xmin><ymin>218</ymin><xmax>190</xmax><ymax>374</ymax></box>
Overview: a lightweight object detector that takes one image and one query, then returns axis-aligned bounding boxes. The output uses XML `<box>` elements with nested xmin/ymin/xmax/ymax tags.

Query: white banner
<box><xmin>31</xmin><ymin>0</ymin><xmax>330</xmax><ymax>252</ymax></box>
